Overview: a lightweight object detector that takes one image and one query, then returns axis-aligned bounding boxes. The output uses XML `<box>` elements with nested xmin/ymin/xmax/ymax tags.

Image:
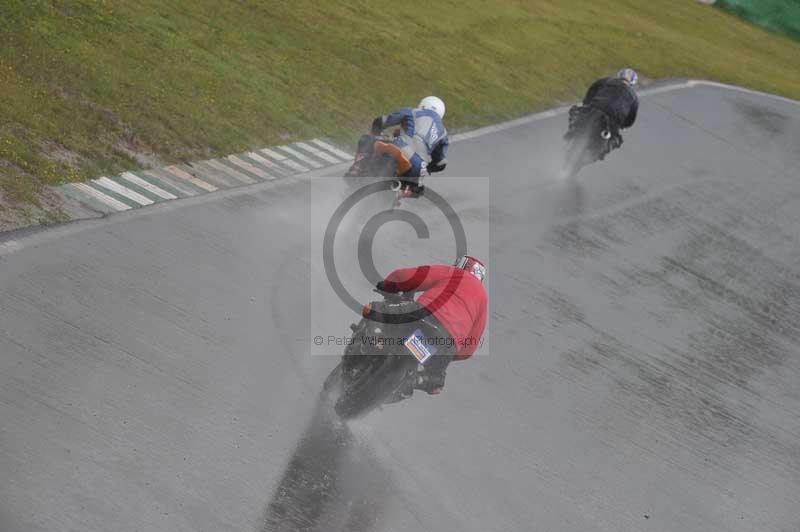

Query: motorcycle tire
<box><xmin>563</xmin><ymin>107</ymin><xmax>610</xmax><ymax>178</ymax></box>
<box><xmin>369</xmin><ymin>154</ymin><xmax>399</xmax><ymax>178</ymax></box>
<box><xmin>334</xmin><ymin>355</ymin><xmax>417</xmax><ymax>419</ymax></box>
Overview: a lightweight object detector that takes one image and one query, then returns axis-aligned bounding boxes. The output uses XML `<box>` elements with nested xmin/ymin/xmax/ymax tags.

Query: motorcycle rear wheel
<box><xmin>563</xmin><ymin>107</ymin><xmax>610</xmax><ymax>178</ymax></box>
<box><xmin>369</xmin><ymin>154</ymin><xmax>399</xmax><ymax>178</ymax></box>
<box><xmin>333</xmin><ymin>355</ymin><xmax>416</xmax><ymax>419</ymax></box>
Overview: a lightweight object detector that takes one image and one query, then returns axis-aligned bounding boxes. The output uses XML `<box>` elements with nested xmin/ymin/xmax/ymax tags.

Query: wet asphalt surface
<box><xmin>1</xmin><ymin>83</ymin><xmax>800</xmax><ymax>531</ymax></box>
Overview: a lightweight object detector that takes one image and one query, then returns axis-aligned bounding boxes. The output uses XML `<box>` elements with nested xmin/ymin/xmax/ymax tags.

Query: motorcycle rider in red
<box><xmin>376</xmin><ymin>255</ymin><xmax>488</xmax><ymax>396</ymax></box>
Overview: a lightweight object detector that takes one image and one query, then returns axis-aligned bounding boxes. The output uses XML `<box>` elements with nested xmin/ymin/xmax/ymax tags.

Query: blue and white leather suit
<box><xmin>373</xmin><ymin>107</ymin><xmax>449</xmax><ymax>180</ymax></box>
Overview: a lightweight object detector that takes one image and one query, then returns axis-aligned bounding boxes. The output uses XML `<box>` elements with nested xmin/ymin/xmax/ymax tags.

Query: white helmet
<box><xmin>419</xmin><ymin>96</ymin><xmax>446</xmax><ymax>118</ymax></box>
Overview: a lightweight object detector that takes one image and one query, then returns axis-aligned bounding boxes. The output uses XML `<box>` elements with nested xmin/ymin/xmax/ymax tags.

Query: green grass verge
<box><xmin>1</xmin><ymin>0</ymin><xmax>799</xmax><ymax>210</ymax></box>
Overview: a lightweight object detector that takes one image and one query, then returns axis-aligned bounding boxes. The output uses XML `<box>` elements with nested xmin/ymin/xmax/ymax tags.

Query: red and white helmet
<box><xmin>455</xmin><ymin>255</ymin><xmax>486</xmax><ymax>282</ymax></box>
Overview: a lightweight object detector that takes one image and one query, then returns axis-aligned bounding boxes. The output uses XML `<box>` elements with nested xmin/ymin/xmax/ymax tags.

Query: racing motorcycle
<box><xmin>562</xmin><ymin>105</ymin><xmax>621</xmax><ymax>178</ymax></box>
<box><xmin>322</xmin><ymin>291</ymin><xmax>446</xmax><ymax>419</ymax></box>
<box><xmin>344</xmin><ymin>133</ymin><xmax>422</xmax><ymax>207</ymax></box>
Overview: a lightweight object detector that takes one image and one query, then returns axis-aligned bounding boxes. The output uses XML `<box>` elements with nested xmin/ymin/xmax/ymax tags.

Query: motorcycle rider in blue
<box><xmin>367</xmin><ymin>96</ymin><xmax>449</xmax><ymax>197</ymax></box>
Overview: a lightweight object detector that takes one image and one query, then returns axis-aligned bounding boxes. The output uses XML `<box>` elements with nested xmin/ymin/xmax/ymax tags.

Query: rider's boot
<box><xmin>396</xmin><ymin>162</ymin><xmax>426</xmax><ymax>198</ymax></box>
<box><xmin>415</xmin><ymin>355</ymin><xmax>449</xmax><ymax>395</ymax></box>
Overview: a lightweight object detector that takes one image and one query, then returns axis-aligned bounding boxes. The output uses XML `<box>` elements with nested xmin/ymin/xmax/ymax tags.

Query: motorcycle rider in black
<box><xmin>576</xmin><ymin>68</ymin><xmax>639</xmax><ymax>158</ymax></box>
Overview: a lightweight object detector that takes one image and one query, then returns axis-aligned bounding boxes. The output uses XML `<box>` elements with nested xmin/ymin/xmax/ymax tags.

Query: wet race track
<box><xmin>1</xmin><ymin>82</ymin><xmax>800</xmax><ymax>531</ymax></box>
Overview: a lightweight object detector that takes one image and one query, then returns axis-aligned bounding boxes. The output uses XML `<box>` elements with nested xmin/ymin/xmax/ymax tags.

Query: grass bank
<box><xmin>1</xmin><ymin>0</ymin><xmax>799</xmax><ymax>221</ymax></box>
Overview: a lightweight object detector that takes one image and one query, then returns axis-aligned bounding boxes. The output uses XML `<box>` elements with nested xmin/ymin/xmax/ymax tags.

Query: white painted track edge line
<box><xmin>449</xmin><ymin>80</ymin><xmax>799</xmax><ymax>143</ymax></box>
<box><xmin>69</xmin><ymin>183</ymin><xmax>132</xmax><ymax>211</ymax></box>
<box><xmin>276</xmin><ymin>145</ymin><xmax>324</xmax><ymax>168</ymax></box>
<box><xmin>259</xmin><ymin>148</ymin><xmax>287</xmax><ymax>161</ymax></box>
<box><xmin>687</xmin><ymin>80</ymin><xmax>800</xmax><ymax>108</ymax></box>
<box><xmin>7</xmin><ymin>79</ymin><xmax>798</xmax><ymax>256</ymax></box>
<box><xmin>282</xmin><ymin>161</ymin><xmax>310</xmax><ymax>173</ymax></box>
<box><xmin>226</xmin><ymin>155</ymin><xmax>271</xmax><ymax>180</ymax></box>
<box><xmin>310</xmin><ymin>139</ymin><xmax>353</xmax><ymax>160</ymax></box>
<box><xmin>142</xmin><ymin>170</ymin><xmax>199</xmax><ymax>197</ymax></box>
<box><xmin>202</xmin><ymin>159</ymin><xmax>255</xmax><ymax>185</ymax></box>
<box><xmin>244</xmin><ymin>152</ymin><xmax>289</xmax><ymax>174</ymax></box>
<box><xmin>450</xmin><ymin>106</ymin><xmax>573</xmax><ymax>142</ymax></box>
<box><xmin>223</xmin><ymin>157</ymin><xmax>264</xmax><ymax>181</ymax></box>
<box><xmin>257</xmin><ymin>150</ymin><xmax>309</xmax><ymax>172</ymax></box>
<box><xmin>94</xmin><ymin>177</ymin><xmax>154</xmax><ymax>206</ymax></box>
<box><xmin>449</xmin><ymin>80</ymin><xmax>683</xmax><ymax>143</ymax></box>
<box><xmin>164</xmin><ymin>166</ymin><xmax>218</xmax><ymax>192</ymax></box>
<box><xmin>294</xmin><ymin>142</ymin><xmax>341</xmax><ymax>164</ymax></box>
<box><xmin>120</xmin><ymin>172</ymin><xmax>177</xmax><ymax>200</ymax></box>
